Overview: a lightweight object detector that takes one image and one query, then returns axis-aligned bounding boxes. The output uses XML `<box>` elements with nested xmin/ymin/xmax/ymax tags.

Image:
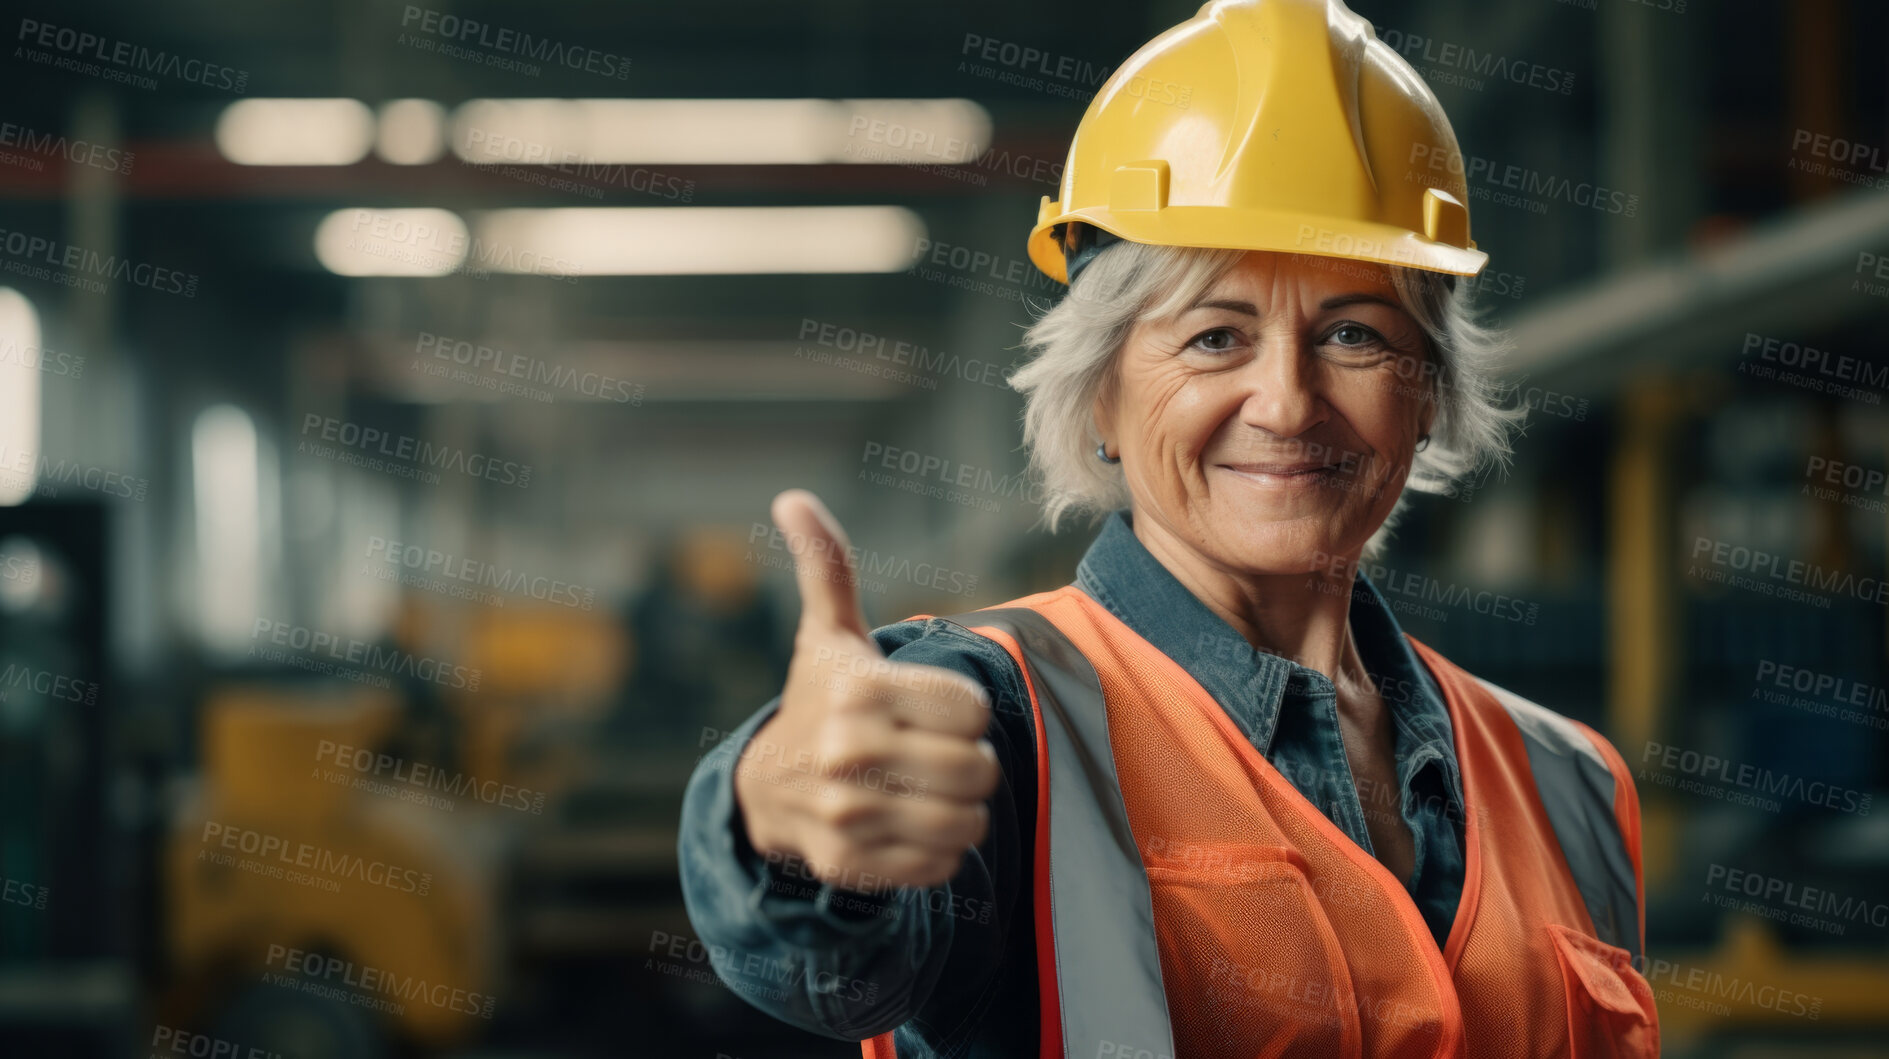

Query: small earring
<box><xmin>1096</xmin><ymin>443</ymin><xmax>1120</xmax><ymax>464</ymax></box>
<box><xmin>1414</xmin><ymin>434</ymin><xmax>1431</xmax><ymax>453</ymax></box>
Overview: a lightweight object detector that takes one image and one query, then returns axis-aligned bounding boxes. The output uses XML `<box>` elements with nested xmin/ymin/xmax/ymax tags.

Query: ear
<box><xmin>1418</xmin><ymin>397</ymin><xmax>1438</xmax><ymax>442</ymax></box>
<box><xmin>1091</xmin><ymin>386</ymin><xmax>1117</xmax><ymax>453</ymax></box>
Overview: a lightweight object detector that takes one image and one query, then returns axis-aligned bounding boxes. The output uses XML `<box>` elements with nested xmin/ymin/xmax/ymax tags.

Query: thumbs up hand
<box><xmin>734</xmin><ymin>490</ymin><xmax>1002</xmax><ymax>892</ymax></box>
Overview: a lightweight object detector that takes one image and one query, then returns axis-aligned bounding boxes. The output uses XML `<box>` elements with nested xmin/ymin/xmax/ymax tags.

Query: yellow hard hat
<box><xmin>1028</xmin><ymin>0</ymin><xmax>1488</xmax><ymax>284</ymax></box>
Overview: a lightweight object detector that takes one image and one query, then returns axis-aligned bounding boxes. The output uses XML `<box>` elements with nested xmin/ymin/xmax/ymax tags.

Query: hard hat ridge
<box><xmin>1028</xmin><ymin>0</ymin><xmax>1487</xmax><ymax>285</ymax></box>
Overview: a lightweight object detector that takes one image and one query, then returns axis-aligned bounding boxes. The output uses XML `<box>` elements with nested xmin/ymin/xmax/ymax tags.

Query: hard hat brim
<box><xmin>1029</xmin><ymin>205</ymin><xmax>1489</xmax><ymax>286</ymax></box>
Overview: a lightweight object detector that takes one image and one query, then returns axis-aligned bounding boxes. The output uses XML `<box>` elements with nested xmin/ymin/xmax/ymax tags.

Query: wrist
<box><xmin>732</xmin><ymin>719</ymin><xmax>793</xmax><ymax>859</ymax></box>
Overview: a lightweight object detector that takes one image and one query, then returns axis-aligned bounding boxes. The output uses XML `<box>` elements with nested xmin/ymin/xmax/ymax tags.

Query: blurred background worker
<box><xmin>681</xmin><ymin>2</ymin><xmax>1656</xmax><ymax>1055</ymax></box>
<box><xmin>0</xmin><ymin>0</ymin><xmax>1886</xmax><ymax>1056</ymax></box>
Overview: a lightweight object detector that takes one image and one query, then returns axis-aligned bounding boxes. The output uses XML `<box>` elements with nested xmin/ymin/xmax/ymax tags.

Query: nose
<box><xmin>1236</xmin><ymin>330</ymin><xmax>1328</xmax><ymax>441</ymax></box>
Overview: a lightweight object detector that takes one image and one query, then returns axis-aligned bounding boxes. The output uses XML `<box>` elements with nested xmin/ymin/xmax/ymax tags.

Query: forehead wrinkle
<box><xmin>1199</xmin><ymin>257</ymin><xmax>1402</xmax><ymax>327</ymax></box>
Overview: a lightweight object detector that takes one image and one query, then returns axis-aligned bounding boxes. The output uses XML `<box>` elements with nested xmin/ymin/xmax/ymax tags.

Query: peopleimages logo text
<box><xmin>0</xmin><ymin>227</ymin><xmax>198</xmax><ymax>296</ymax></box>
<box><xmin>417</xmin><ymin>332</ymin><xmax>640</xmax><ymax>402</ymax></box>
<box><xmin>365</xmin><ymin>535</ymin><xmax>595</xmax><ymax>610</ymax></box>
<box><xmin>266</xmin><ymin>944</ymin><xmax>495</xmax><ymax>1019</ymax></box>
<box><xmin>1706</xmin><ymin>864</ymin><xmax>1889</xmax><ymax>931</ymax></box>
<box><xmin>747</xmin><ymin>521</ymin><xmax>980</xmax><ymax>597</ymax></box>
<box><xmin>300</xmin><ymin>414</ymin><xmax>532</xmax><ymax>487</ymax></box>
<box><xmin>0</xmin><ymin>120</ymin><xmax>133</xmax><ymax>173</ymax></box>
<box><xmin>959</xmin><ymin>33</ymin><xmax>1111</xmax><ymax>86</ymax></box>
<box><xmin>1690</xmin><ymin>537</ymin><xmax>1889</xmax><ymax>606</ymax></box>
<box><xmin>1313</xmin><ymin>551</ymin><xmax>1540</xmax><ymax>625</ymax></box>
<box><xmin>15</xmin><ymin>18</ymin><xmax>249</xmax><ymax>92</ymax></box>
<box><xmin>398</xmin><ymin>6</ymin><xmax>631</xmax><ymax>78</ymax></box>
<box><xmin>317</xmin><ymin>740</ymin><xmax>546</xmax><ymax>814</ymax></box>
<box><xmin>0</xmin><ymin>663</ymin><xmax>98</xmax><ymax>705</ymax></box>
<box><xmin>201</xmin><ymin>822</ymin><xmax>433</xmax><ymax>895</ymax></box>
<box><xmin>1642</xmin><ymin>741</ymin><xmax>1872</xmax><ymax>815</ymax></box>
<box><xmin>1408</xmin><ymin>145</ymin><xmax>1638</xmax><ymax>216</ymax></box>
<box><xmin>1753</xmin><ymin>660</ymin><xmax>1887</xmax><ymax>713</ymax></box>
<box><xmin>1376</xmin><ymin>30</ymin><xmax>1575</xmax><ymax>95</ymax></box>
<box><xmin>251</xmin><ymin>618</ymin><xmax>482</xmax><ymax>690</ymax></box>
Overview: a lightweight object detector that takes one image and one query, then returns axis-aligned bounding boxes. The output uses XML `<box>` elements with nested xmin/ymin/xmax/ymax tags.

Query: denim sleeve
<box><xmin>676</xmin><ymin>616</ymin><xmax>1037</xmax><ymax>1042</ymax></box>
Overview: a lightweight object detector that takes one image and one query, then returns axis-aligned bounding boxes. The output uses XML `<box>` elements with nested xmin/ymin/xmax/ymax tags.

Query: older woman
<box><xmin>680</xmin><ymin>1</ymin><xmax>1656</xmax><ymax>1057</ymax></box>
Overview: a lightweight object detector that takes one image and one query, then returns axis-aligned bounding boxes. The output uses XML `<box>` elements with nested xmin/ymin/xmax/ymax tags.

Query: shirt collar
<box><xmin>1072</xmin><ymin>509</ymin><xmax>1460</xmax><ymax>789</ymax></box>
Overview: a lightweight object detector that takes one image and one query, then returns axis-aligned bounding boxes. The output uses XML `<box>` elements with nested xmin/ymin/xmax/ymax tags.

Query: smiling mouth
<box><xmin>1220</xmin><ymin>462</ymin><xmax>1336</xmax><ymax>475</ymax></box>
<box><xmin>1216</xmin><ymin>462</ymin><xmax>1341</xmax><ymax>487</ymax></box>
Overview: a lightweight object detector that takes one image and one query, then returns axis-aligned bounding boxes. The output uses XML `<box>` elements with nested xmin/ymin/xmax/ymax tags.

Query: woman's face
<box><xmin>1097</xmin><ymin>250</ymin><xmax>1437</xmax><ymax>576</ymax></box>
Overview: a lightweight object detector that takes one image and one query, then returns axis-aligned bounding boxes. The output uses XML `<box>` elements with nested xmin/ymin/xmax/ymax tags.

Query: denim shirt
<box><xmin>678</xmin><ymin>510</ymin><xmax>1468</xmax><ymax>1057</ymax></box>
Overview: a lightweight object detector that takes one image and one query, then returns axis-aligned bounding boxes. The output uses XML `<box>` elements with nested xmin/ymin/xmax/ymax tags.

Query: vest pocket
<box><xmin>1545</xmin><ymin>923</ymin><xmax>1659</xmax><ymax>1058</ymax></box>
<box><xmin>1141</xmin><ymin>843</ymin><xmax>1364</xmax><ymax>1059</ymax></box>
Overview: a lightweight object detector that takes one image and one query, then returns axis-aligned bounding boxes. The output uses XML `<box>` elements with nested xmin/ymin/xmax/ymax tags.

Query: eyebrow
<box><xmin>1188</xmin><ymin>297</ymin><xmax>1258</xmax><ymax>315</ymax></box>
<box><xmin>1319</xmin><ymin>293</ymin><xmax>1403</xmax><ymax>312</ymax></box>
<box><xmin>1185</xmin><ymin>291</ymin><xmax>1404</xmax><ymax>316</ymax></box>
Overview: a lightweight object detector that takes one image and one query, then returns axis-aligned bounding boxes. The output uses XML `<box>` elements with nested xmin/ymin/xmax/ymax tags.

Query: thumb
<box><xmin>771</xmin><ymin>489</ymin><xmax>873</xmax><ymax>644</ymax></box>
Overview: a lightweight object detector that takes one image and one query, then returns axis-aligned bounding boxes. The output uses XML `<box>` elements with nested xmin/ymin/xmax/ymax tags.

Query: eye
<box><xmin>1187</xmin><ymin>327</ymin><xmax>1244</xmax><ymax>354</ymax></box>
<box><xmin>1327</xmin><ymin>323</ymin><xmax>1382</xmax><ymax>348</ymax></box>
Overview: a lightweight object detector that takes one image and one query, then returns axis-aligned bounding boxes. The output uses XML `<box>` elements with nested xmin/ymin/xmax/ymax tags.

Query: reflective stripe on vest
<box><xmin>1472</xmin><ymin>677</ymin><xmax>1642</xmax><ymax>966</ymax></box>
<box><xmin>861</xmin><ymin>593</ymin><xmax>1650</xmax><ymax>1059</ymax></box>
<box><xmin>978</xmin><ymin>606</ymin><xmax>1178</xmax><ymax>1059</ymax></box>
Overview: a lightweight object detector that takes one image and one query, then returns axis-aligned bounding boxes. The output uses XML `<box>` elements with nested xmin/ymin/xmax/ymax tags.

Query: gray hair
<box><xmin>1008</xmin><ymin>241</ymin><xmax>1523</xmax><ymax>557</ymax></box>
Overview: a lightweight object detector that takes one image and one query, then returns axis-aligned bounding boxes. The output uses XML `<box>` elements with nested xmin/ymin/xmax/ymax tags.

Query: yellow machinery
<box><xmin>1609</xmin><ymin>374</ymin><xmax>1889</xmax><ymax>1051</ymax></box>
<box><xmin>163</xmin><ymin>685</ymin><xmax>504</xmax><ymax>1054</ymax></box>
<box><xmin>161</xmin><ymin>600</ymin><xmax>629</xmax><ymax>1056</ymax></box>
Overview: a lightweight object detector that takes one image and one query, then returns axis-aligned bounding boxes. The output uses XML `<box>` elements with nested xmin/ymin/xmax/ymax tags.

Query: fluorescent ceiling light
<box><xmin>0</xmin><ymin>288</ymin><xmax>40</xmax><ymax>506</ymax></box>
<box><xmin>376</xmin><ymin>99</ymin><xmax>448</xmax><ymax>165</ymax></box>
<box><xmin>314</xmin><ymin>208</ymin><xmax>469</xmax><ymax>276</ymax></box>
<box><xmin>470</xmin><ymin>206</ymin><xmax>926</xmax><ymax>275</ymax></box>
<box><xmin>192</xmin><ymin>404</ymin><xmax>261</xmax><ymax>658</ymax></box>
<box><xmin>450</xmin><ymin>98</ymin><xmax>991</xmax><ymax>165</ymax></box>
<box><xmin>216</xmin><ymin>99</ymin><xmax>376</xmax><ymax>166</ymax></box>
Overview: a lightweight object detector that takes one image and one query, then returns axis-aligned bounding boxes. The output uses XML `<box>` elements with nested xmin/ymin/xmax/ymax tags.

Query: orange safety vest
<box><xmin>862</xmin><ymin>586</ymin><xmax>1657</xmax><ymax>1059</ymax></box>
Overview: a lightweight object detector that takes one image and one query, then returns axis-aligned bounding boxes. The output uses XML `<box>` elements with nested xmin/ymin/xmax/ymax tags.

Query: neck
<box><xmin>1131</xmin><ymin>511</ymin><xmax>1370</xmax><ymax>692</ymax></box>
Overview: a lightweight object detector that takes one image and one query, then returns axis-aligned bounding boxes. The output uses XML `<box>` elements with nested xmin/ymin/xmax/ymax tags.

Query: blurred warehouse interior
<box><xmin>0</xmin><ymin>0</ymin><xmax>1886</xmax><ymax>1056</ymax></box>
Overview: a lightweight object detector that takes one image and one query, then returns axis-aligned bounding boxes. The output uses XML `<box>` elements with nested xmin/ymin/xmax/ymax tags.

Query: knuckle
<box><xmin>948</xmin><ymin>706</ymin><xmax>992</xmax><ymax>737</ymax></box>
<box><xmin>829</xmin><ymin>664</ymin><xmax>893</xmax><ymax>709</ymax></box>
<box><xmin>895</xmin><ymin>853</ymin><xmax>940</xmax><ymax>888</ymax></box>
<box><xmin>887</xmin><ymin>692</ymin><xmax>946</xmax><ymax>725</ymax></box>
<box><xmin>815</xmin><ymin>788</ymin><xmax>878</xmax><ymax>830</ymax></box>
<box><xmin>826</xmin><ymin>680</ymin><xmax>875</xmax><ymax>717</ymax></box>
<box><xmin>943</xmin><ymin>755</ymin><xmax>983</xmax><ymax>795</ymax></box>
<box><xmin>800</xmin><ymin>840</ymin><xmax>848</xmax><ymax>884</ymax></box>
<box><xmin>812</xmin><ymin>720</ymin><xmax>877</xmax><ymax>773</ymax></box>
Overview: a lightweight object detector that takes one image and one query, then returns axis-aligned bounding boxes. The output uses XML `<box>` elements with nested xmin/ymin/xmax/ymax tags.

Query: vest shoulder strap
<box><xmin>939</xmin><ymin>603</ymin><xmax>1178</xmax><ymax>1059</ymax></box>
<box><xmin>1473</xmin><ymin>676</ymin><xmax>1644</xmax><ymax>964</ymax></box>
